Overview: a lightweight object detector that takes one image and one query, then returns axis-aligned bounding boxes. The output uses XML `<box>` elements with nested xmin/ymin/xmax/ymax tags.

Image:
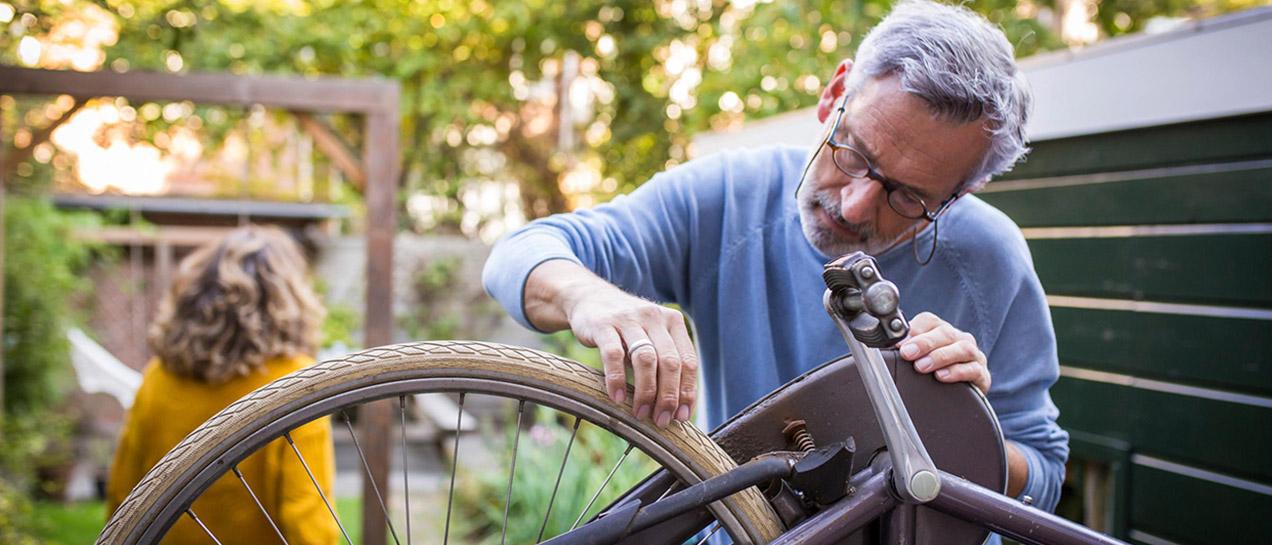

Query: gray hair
<box><xmin>845</xmin><ymin>0</ymin><xmax>1031</xmax><ymax>191</ymax></box>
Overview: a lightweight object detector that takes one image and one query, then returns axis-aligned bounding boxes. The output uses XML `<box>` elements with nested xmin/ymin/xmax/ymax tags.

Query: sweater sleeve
<box><xmin>987</xmin><ymin>272</ymin><xmax>1070</xmax><ymax>512</ymax></box>
<box><xmin>483</xmin><ymin>155</ymin><xmax>726</xmax><ymax>331</ymax></box>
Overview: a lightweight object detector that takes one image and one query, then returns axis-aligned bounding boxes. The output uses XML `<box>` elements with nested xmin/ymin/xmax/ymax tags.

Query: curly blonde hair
<box><xmin>149</xmin><ymin>225</ymin><xmax>325</xmax><ymax>383</ymax></box>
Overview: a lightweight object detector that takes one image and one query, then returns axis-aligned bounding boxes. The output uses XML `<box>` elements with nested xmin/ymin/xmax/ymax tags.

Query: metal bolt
<box><xmin>910</xmin><ymin>470</ymin><xmax>941</xmax><ymax>502</ymax></box>
<box><xmin>1022</xmin><ymin>495</ymin><xmax>1034</xmax><ymax>506</ymax></box>
<box><xmin>890</xmin><ymin>318</ymin><xmax>903</xmax><ymax>331</ymax></box>
<box><xmin>860</xmin><ymin>267</ymin><xmax>875</xmax><ymax>279</ymax></box>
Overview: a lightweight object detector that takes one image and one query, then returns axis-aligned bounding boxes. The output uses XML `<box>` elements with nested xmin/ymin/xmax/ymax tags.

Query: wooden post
<box><xmin>359</xmin><ymin>93</ymin><xmax>399</xmax><ymax>545</ymax></box>
<box><xmin>0</xmin><ymin>101</ymin><xmax>7</xmax><ymax>427</ymax></box>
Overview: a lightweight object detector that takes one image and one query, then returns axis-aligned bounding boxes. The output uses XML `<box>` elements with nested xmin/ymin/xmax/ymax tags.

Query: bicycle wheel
<box><xmin>97</xmin><ymin>340</ymin><xmax>784</xmax><ymax>545</ymax></box>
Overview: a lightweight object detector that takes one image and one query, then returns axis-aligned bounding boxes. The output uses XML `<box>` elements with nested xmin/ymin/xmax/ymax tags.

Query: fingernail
<box><xmin>900</xmin><ymin>343</ymin><xmax>918</xmax><ymax>359</ymax></box>
<box><xmin>636</xmin><ymin>404</ymin><xmax>652</xmax><ymax>421</ymax></box>
<box><xmin>937</xmin><ymin>369</ymin><xmax>950</xmax><ymax>379</ymax></box>
<box><xmin>611</xmin><ymin>388</ymin><xmax>626</xmax><ymax>405</ymax></box>
<box><xmin>915</xmin><ymin>357</ymin><xmax>932</xmax><ymax>372</ymax></box>
<box><xmin>656</xmin><ymin>411</ymin><xmax>671</xmax><ymax>428</ymax></box>
<box><xmin>675</xmin><ymin>405</ymin><xmax>691</xmax><ymax>422</ymax></box>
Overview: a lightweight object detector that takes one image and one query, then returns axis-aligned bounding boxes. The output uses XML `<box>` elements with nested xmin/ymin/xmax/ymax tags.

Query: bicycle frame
<box><xmin>549</xmin><ymin>253</ymin><xmax>1127</xmax><ymax>545</ymax></box>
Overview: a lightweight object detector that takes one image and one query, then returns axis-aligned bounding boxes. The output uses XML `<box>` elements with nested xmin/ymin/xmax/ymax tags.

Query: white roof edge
<box><xmin>1023</xmin><ymin>6</ymin><xmax>1272</xmax><ymax>140</ymax></box>
<box><xmin>691</xmin><ymin>6</ymin><xmax>1272</xmax><ymax>154</ymax></box>
<box><xmin>1018</xmin><ymin>6</ymin><xmax>1272</xmax><ymax>71</ymax></box>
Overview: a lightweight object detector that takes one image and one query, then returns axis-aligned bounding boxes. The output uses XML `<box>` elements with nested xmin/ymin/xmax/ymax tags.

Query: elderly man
<box><xmin>483</xmin><ymin>0</ymin><xmax>1068</xmax><ymax>518</ymax></box>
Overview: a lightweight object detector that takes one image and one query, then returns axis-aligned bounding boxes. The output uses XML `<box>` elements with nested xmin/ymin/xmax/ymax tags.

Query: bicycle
<box><xmin>98</xmin><ymin>252</ymin><xmax>1126</xmax><ymax>545</ymax></box>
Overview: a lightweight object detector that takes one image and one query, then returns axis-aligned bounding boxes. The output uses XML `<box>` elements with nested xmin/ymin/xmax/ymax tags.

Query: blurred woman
<box><xmin>107</xmin><ymin>225</ymin><xmax>337</xmax><ymax>545</ymax></box>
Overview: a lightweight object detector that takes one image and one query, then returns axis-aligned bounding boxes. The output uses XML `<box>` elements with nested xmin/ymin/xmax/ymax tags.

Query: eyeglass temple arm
<box><xmin>822</xmin><ymin>252</ymin><xmax>941</xmax><ymax>503</ymax></box>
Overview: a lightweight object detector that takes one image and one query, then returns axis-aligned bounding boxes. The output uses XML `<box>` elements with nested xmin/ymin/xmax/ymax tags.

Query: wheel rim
<box><xmin>128</xmin><ymin>376</ymin><xmax>753</xmax><ymax>545</ymax></box>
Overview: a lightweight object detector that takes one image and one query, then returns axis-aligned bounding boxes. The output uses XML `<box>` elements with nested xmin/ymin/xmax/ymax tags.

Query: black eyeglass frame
<box><xmin>822</xmin><ymin>96</ymin><xmax>961</xmax><ymax>223</ymax></box>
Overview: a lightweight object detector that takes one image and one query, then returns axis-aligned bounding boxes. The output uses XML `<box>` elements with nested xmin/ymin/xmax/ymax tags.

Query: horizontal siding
<box><xmin>998</xmin><ymin>107</ymin><xmax>1272</xmax><ymax>540</ymax></box>
<box><xmin>1029</xmin><ymin>234</ymin><xmax>1272</xmax><ymax>308</ymax></box>
<box><xmin>1051</xmin><ymin>377</ymin><xmax>1271</xmax><ymax>482</ymax></box>
<box><xmin>1129</xmin><ymin>462</ymin><xmax>1272</xmax><ymax>545</ymax></box>
<box><xmin>1001</xmin><ymin>111</ymin><xmax>1272</xmax><ymax>179</ymax></box>
<box><xmin>1051</xmin><ymin>307</ymin><xmax>1271</xmax><ymax>395</ymax></box>
<box><xmin>980</xmin><ymin>164</ymin><xmax>1272</xmax><ymax>227</ymax></box>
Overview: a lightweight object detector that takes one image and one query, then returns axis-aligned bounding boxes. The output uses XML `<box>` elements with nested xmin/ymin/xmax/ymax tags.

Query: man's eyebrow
<box><xmin>844</xmin><ymin>126</ymin><xmax>930</xmax><ymax>197</ymax></box>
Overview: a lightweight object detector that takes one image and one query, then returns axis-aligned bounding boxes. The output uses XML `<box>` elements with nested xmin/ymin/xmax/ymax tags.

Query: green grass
<box><xmin>31</xmin><ymin>500</ymin><xmax>106</xmax><ymax>545</ymax></box>
<box><xmin>30</xmin><ymin>497</ymin><xmax>363</xmax><ymax>544</ymax></box>
<box><xmin>335</xmin><ymin>496</ymin><xmax>363</xmax><ymax>545</ymax></box>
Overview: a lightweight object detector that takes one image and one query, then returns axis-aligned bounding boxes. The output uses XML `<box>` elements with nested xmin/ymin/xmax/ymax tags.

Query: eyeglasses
<box><xmin>823</xmin><ymin>99</ymin><xmax>959</xmax><ymax>222</ymax></box>
<box><xmin>804</xmin><ymin>95</ymin><xmax>962</xmax><ymax>265</ymax></box>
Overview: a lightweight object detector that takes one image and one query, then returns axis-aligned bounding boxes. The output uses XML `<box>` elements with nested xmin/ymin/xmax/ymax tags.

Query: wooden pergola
<box><xmin>0</xmin><ymin>65</ymin><xmax>401</xmax><ymax>545</ymax></box>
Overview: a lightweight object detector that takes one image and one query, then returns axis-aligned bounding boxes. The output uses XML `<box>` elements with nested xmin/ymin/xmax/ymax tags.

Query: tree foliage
<box><xmin>0</xmin><ymin>0</ymin><xmax>1254</xmax><ymax>230</ymax></box>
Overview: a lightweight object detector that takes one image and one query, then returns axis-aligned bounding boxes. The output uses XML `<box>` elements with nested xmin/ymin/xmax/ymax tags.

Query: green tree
<box><xmin>1</xmin><ymin>0</ymin><xmax>1253</xmax><ymax>228</ymax></box>
<box><xmin>0</xmin><ymin>195</ymin><xmax>99</xmax><ymax>541</ymax></box>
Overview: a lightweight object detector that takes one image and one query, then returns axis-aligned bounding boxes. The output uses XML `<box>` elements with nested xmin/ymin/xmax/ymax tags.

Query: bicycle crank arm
<box><xmin>542</xmin><ymin>453</ymin><xmax>801</xmax><ymax>545</ymax></box>
<box><xmin>823</xmin><ymin>253</ymin><xmax>940</xmax><ymax>503</ymax></box>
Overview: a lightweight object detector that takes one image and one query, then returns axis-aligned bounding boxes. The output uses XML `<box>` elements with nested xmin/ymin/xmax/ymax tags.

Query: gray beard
<box><xmin>797</xmin><ymin>191</ymin><xmax>911</xmax><ymax>257</ymax></box>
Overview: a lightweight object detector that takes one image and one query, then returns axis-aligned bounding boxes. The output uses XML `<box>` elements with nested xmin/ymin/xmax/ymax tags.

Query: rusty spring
<box><xmin>782</xmin><ymin>420</ymin><xmax>816</xmax><ymax>453</ymax></box>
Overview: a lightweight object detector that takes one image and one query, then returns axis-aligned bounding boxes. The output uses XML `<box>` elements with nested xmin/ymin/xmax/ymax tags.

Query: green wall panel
<box><xmin>981</xmin><ymin>166</ymin><xmax>1272</xmax><ymax>227</ymax></box>
<box><xmin>1030</xmin><ymin>234</ymin><xmax>1272</xmax><ymax>307</ymax></box>
<box><xmin>1002</xmin><ymin>112</ymin><xmax>1272</xmax><ymax>180</ymax></box>
<box><xmin>1052</xmin><ymin>377</ymin><xmax>1271</xmax><ymax>481</ymax></box>
<box><xmin>1129</xmin><ymin>463</ymin><xmax>1271</xmax><ymax>545</ymax></box>
<box><xmin>1052</xmin><ymin>307</ymin><xmax>1272</xmax><ymax>395</ymax></box>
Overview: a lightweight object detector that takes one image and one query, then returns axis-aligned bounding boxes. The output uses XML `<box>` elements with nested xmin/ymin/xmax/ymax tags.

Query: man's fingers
<box><xmin>907</xmin><ymin>312</ymin><xmax>942</xmax><ymax>335</ymax></box>
<box><xmin>913</xmin><ymin>340</ymin><xmax>980</xmax><ymax>373</ymax></box>
<box><xmin>621</xmin><ymin>325</ymin><xmax>658</xmax><ymax>422</ymax></box>
<box><xmin>594</xmin><ymin>327</ymin><xmax>628</xmax><ymax>405</ymax></box>
<box><xmin>669</xmin><ymin>318</ymin><xmax>698</xmax><ymax>422</ymax></box>
<box><xmin>899</xmin><ymin>321</ymin><xmax>961</xmax><ymax>360</ymax></box>
<box><xmin>934</xmin><ymin>361</ymin><xmax>991</xmax><ymax>393</ymax></box>
<box><xmin>647</xmin><ymin>327</ymin><xmax>681</xmax><ymax>428</ymax></box>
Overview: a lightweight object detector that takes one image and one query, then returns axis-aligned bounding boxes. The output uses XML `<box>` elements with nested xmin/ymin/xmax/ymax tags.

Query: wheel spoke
<box><xmin>231</xmin><ymin>466</ymin><xmax>290</xmax><ymax>545</ymax></box>
<box><xmin>443</xmin><ymin>393</ymin><xmax>466</xmax><ymax>545</ymax></box>
<box><xmin>399</xmin><ymin>395</ymin><xmax>412</xmax><ymax>545</ymax></box>
<box><xmin>536</xmin><ymin>416</ymin><xmax>582</xmax><ymax>543</ymax></box>
<box><xmin>657</xmin><ymin>481</ymin><xmax>681</xmax><ymax>502</ymax></box>
<box><xmin>500</xmin><ymin>400</ymin><xmax>527</xmax><ymax>545</ymax></box>
<box><xmin>340</xmin><ymin>411</ymin><xmax>402</xmax><ymax>545</ymax></box>
<box><xmin>694</xmin><ymin>521</ymin><xmax>723</xmax><ymax>545</ymax></box>
<box><xmin>185</xmin><ymin>509</ymin><xmax>224</xmax><ymax>545</ymax></box>
<box><xmin>572</xmin><ymin>443</ymin><xmax>635</xmax><ymax>530</ymax></box>
<box><xmin>285</xmin><ymin>431</ymin><xmax>355</xmax><ymax>545</ymax></box>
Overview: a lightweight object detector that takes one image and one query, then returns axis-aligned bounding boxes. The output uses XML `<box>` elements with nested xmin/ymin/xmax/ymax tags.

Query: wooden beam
<box><xmin>3</xmin><ymin>99</ymin><xmax>84</xmax><ymax>176</ymax></box>
<box><xmin>0</xmin><ymin>101</ymin><xmax>6</xmax><ymax>427</ymax></box>
<box><xmin>359</xmin><ymin>96</ymin><xmax>399</xmax><ymax>545</ymax></box>
<box><xmin>0</xmin><ymin>65</ymin><xmax>397</xmax><ymax>115</ymax></box>
<box><xmin>293</xmin><ymin>112</ymin><xmax>366</xmax><ymax>191</ymax></box>
<box><xmin>74</xmin><ymin>225</ymin><xmax>234</xmax><ymax>247</ymax></box>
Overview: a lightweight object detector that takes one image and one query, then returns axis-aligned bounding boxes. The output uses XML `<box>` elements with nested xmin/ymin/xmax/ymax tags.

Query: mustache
<box><xmin>813</xmin><ymin>193</ymin><xmax>874</xmax><ymax>239</ymax></box>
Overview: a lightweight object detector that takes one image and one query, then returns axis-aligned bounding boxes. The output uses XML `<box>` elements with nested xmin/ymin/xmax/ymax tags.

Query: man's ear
<box><xmin>816</xmin><ymin>59</ymin><xmax>853</xmax><ymax>123</ymax></box>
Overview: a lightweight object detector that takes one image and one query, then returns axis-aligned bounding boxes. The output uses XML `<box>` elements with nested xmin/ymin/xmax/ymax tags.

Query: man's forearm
<box><xmin>523</xmin><ymin>259</ymin><xmax>607</xmax><ymax>332</ymax></box>
<box><xmin>1006</xmin><ymin>441</ymin><xmax>1029</xmax><ymax>498</ymax></box>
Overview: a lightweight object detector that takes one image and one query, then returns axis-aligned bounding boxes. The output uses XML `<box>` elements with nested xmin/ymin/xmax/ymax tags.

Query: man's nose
<box><xmin>839</xmin><ymin>178</ymin><xmax>881</xmax><ymax>223</ymax></box>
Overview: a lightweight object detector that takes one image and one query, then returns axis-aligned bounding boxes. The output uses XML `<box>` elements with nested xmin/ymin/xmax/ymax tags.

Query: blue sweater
<box><xmin>483</xmin><ymin>146</ymin><xmax>1068</xmax><ymax>512</ymax></box>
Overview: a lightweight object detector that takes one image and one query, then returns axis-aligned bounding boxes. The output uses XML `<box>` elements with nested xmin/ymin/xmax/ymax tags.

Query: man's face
<box><xmin>797</xmin><ymin>75</ymin><xmax>991</xmax><ymax>257</ymax></box>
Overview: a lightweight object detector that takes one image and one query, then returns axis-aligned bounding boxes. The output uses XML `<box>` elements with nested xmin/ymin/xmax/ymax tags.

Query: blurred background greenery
<box><xmin>0</xmin><ymin>0</ymin><xmax>1263</xmax><ymax>543</ymax></box>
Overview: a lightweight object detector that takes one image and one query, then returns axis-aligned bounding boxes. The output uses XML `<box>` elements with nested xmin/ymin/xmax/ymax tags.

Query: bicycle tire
<box><xmin>97</xmin><ymin>340</ymin><xmax>784</xmax><ymax>545</ymax></box>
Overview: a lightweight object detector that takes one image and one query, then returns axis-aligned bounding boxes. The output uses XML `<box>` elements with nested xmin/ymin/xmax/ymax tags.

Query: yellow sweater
<box><xmin>107</xmin><ymin>355</ymin><xmax>339</xmax><ymax>545</ymax></box>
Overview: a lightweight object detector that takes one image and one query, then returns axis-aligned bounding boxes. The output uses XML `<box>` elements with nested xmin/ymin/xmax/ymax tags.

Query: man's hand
<box><xmin>524</xmin><ymin>260</ymin><xmax>696</xmax><ymax>428</ymax></box>
<box><xmin>897</xmin><ymin>312</ymin><xmax>991</xmax><ymax>394</ymax></box>
<box><xmin>567</xmin><ymin>291</ymin><xmax>697</xmax><ymax>428</ymax></box>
